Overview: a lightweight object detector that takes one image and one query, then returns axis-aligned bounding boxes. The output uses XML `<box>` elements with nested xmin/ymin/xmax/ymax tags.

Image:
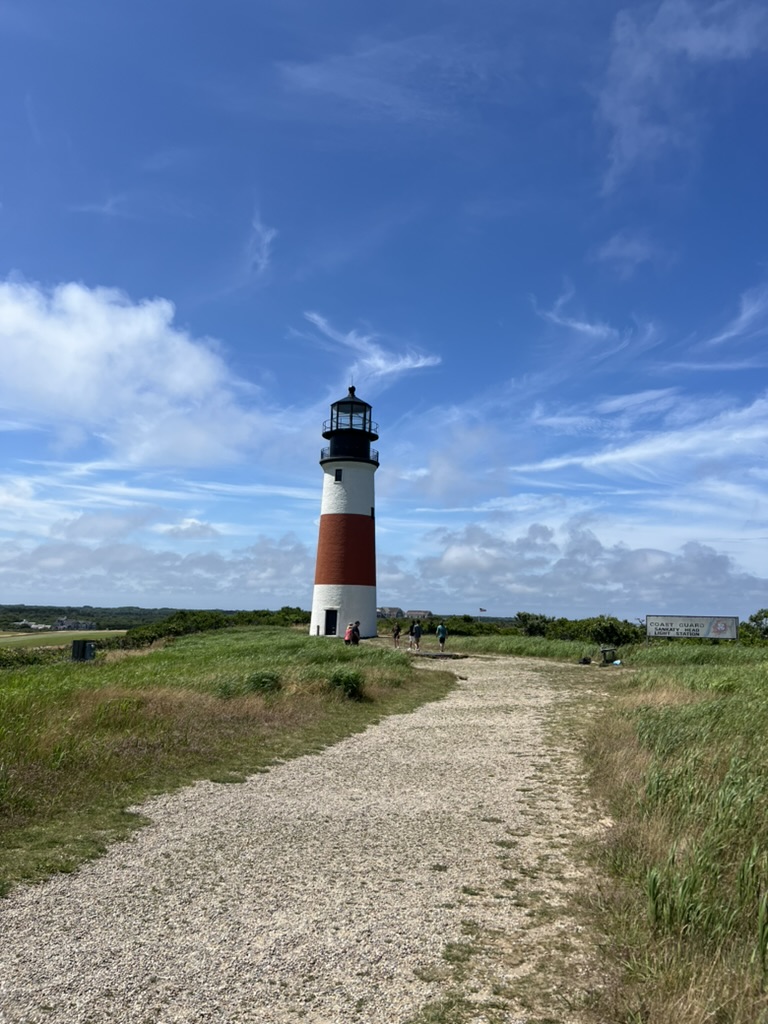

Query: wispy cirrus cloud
<box><xmin>69</xmin><ymin>191</ymin><xmax>198</xmax><ymax>220</ymax></box>
<box><xmin>599</xmin><ymin>0</ymin><xmax>768</xmax><ymax>190</ymax></box>
<box><xmin>536</xmin><ymin>283</ymin><xmax>618</xmax><ymax>340</ymax></box>
<box><xmin>69</xmin><ymin>193</ymin><xmax>137</xmax><ymax>219</ymax></box>
<box><xmin>246</xmin><ymin>209</ymin><xmax>278</xmax><ymax>279</ymax></box>
<box><xmin>512</xmin><ymin>394</ymin><xmax>768</xmax><ymax>480</ymax></box>
<box><xmin>529</xmin><ymin>388</ymin><xmax>683</xmax><ymax>439</ymax></box>
<box><xmin>532</xmin><ymin>283</ymin><xmax>662</xmax><ymax>379</ymax></box>
<box><xmin>303</xmin><ymin>312</ymin><xmax>440</xmax><ymax>390</ymax></box>
<box><xmin>593</xmin><ymin>230</ymin><xmax>670</xmax><ymax>279</ymax></box>
<box><xmin>702</xmin><ymin>282</ymin><xmax>768</xmax><ymax>347</ymax></box>
<box><xmin>278</xmin><ymin>32</ymin><xmax>511</xmax><ymax>125</ymax></box>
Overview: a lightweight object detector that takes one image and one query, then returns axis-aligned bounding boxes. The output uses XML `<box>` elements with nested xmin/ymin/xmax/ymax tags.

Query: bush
<box><xmin>328</xmin><ymin>668</ymin><xmax>365</xmax><ymax>701</ymax></box>
<box><xmin>245</xmin><ymin>671</ymin><xmax>282</xmax><ymax>694</ymax></box>
<box><xmin>118</xmin><ymin>607</ymin><xmax>312</xmax><ymax>649</ymax></box>
<box><xmin>0</xmin><ymin>647</ymin><xmax>64</xmax><ymax>668</ymax></box>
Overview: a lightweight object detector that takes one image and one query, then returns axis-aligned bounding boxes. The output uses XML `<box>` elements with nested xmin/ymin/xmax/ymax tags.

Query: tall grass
<box><xmin>622</xmin><ymin>639</ymin><xmax>768</xmax><ymax>669</ymax></box>
<box><xmin>0</xmin><ymin>627</ymin><xmax>454</xmax><ymax>892</ymax></box>
<box><xmin>439</xmin><ymin>633</ymin><xmax>598</xmax><ymax>661</ymax></box>
<box><xmin>584</xmin><ymin>648</ymin><xmax>768</xmax><ymax>1023</ymax></box>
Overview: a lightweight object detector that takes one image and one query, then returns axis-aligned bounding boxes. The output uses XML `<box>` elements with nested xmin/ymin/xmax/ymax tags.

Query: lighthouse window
<box><xmin>334</xmin><ymin>469</ymin><xmax>343</xmax><ymax>482</ymax></box>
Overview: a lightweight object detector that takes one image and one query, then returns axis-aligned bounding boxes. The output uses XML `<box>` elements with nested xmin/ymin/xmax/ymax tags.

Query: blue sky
<box><xmin>1</xmin><ymin>0</ymin><xmax>767</xmax><ymax>621</ymax></box>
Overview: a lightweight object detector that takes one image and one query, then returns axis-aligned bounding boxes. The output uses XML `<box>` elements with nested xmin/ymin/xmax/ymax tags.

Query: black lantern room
<box><xmin>320</xmin><ymin>386</ymin><xmax>379</xmax><ymax>465</ymax></box>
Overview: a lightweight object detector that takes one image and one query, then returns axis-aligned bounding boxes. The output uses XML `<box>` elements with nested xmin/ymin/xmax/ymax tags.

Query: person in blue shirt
<box><xmin>436</xmin><ymin>621</ymin><xmax>447</xmax><ymax>653</ymax></box>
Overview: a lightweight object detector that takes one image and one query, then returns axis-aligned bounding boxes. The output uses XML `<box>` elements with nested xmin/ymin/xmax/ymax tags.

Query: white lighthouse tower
<box><xmin>309</xmin><ymin>386</ymin><xmax>379</xmax><ymax>638</ymax></box>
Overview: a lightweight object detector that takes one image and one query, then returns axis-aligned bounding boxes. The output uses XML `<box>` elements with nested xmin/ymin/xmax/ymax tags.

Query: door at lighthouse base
<box><xmin>324</xmin><ymin>609</ymin><xmax>338</xmax><ymax>636</ymax></box>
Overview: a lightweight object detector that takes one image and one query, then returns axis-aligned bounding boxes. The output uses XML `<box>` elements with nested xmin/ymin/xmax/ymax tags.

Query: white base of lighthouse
<box><xmin>310</xmin><ymin>584</ymin><xmax>378</xmax><ymax>639</ymax></box>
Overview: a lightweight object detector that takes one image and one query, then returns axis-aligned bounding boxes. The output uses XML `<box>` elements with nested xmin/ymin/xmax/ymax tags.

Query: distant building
<box><xmin>54</xmin><ymin>618</ymin><xmax>96</xmax><ymax>631</ymax></box>
<box><xmin>377</xmin><ymin>607</ymin><xmax>404</xmax><ymax>619</ymax></box>
<box><xmin>405</xmin><ymin>610</ymin><xmax>433</xmax><ymax>620</ymax></box>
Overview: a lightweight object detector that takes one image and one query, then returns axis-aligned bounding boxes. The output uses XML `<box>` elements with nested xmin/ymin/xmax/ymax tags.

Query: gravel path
<box><xmin>0</xmin><ymin>657</ymin><xmax>596</xmax><ymax>1024</ymax></box>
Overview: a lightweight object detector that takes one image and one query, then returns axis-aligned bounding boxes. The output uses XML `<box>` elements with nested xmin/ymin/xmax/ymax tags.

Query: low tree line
<box><xmin>0</xmin><ymin>604</ymin><xmax>179</xmax><ymax>631</ymax></box>
<box><xmin>383</xmin><ymin>609</ymin><xmax>768</xmax><ymax>647</ymax></box>
<box><xmin>381</xmin><ymin>612</ymin><xmax>645</xmax><ymax>646</ymax></box>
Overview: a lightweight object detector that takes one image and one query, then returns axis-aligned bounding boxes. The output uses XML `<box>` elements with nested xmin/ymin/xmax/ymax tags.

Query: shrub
<box><xmin>328</xmin><ymin>668</ymin><xmax>365</xmax><ymax>701</ymax></box>
<box><xmin>0</xmin><ymin>647</ymin><xmax>64</xmax><ymax>668</ymax></box>
<box><xmin>245</xmin><ymin>671</ymin><xmax>282</xmax><ymax>694</ymax></box>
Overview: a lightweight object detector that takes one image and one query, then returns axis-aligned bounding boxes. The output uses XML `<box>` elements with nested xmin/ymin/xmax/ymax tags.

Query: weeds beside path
<box><xmin>0</xmin><ymin>654</ymin><xmax>607</xmax><ymax>1024</ymax></box>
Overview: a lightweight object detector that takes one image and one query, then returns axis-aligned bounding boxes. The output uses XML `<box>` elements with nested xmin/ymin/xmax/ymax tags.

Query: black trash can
<box><xmin>71</xmin><ymin>640</ymin><xmax>96</xmax><ymax>662</ymax></box>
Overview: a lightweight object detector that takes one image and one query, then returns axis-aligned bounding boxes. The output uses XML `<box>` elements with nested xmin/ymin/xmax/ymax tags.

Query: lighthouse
<box><xmin>310</xmin><ymin>386</ymin><xmax>379</xmax><ymax>638</ymax></box>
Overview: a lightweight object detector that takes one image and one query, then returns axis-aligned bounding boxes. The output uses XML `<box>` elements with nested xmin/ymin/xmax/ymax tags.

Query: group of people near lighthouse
<box><xmin>343</xmin><ymin>621</ymin><xmax>360</xmax><ymax>645</ymax></box>
<box><xmin>392</xmin><ymin>619</ymin><xmax>447</xmax><ymax>652</ymax></box>
<box><xmin>344</xmin><ymin>618</ymin><xmax>448</xmax><ymax>651</ymax></box>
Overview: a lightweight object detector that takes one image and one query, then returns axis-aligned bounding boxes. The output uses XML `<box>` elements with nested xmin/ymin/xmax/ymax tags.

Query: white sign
<box><xmin>645</xmin><ymin>615</ymin><xmax>739</xmax><ymax>639</ymax></box>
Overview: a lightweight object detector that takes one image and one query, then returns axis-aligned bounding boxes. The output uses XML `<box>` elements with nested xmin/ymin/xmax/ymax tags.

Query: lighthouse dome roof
<box><xmin>332</xmin><ymin>385</ymin><xmax>370</xmax><ymax>408</ymax></box>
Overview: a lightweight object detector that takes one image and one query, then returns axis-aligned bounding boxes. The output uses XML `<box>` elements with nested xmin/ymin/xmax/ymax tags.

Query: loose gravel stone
<box><xmin>0</xmin><ymin>657</ymin><xmax>595</xmax><ymax>1024</ymax></box>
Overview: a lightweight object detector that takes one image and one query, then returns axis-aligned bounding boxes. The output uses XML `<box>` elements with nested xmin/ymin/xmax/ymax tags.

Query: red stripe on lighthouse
<box><xmin>314</xmin><ymin>514</ymin><xmax>376</xmax><ymax>586</ymax></box>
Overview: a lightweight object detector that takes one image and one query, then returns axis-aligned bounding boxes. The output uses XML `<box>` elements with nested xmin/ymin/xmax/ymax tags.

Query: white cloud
<box><xmin>0</xmin><ymin>533</ymin><xmax>316</xmax><ymax>608</ymax></box>
<box><xmin>48</xmin><ymin>511</ymin><xmax>157</xmax><ymax>543</ymax></box>
<box><xmin>277</xmin><ymin>33</ymin><xmax>509</xmax><ymax>125</ymax></box>
<box><xmin>593</xmin><ymin>230</ymin><xmax>668</xmax><ymax>278</ymax></box>
<box><xmin>594</xmin><ymin>388</ymin><xmax>679</xmax><ymax>416</ymax></box>
<box><xmin>403</xmin><ymin>522</ymin><xmax>766</xmax><ymax>619</ymax></box>
<box><xmin>537</xmin><ymin>283</ymin><xmax>619</xmax><ymax>340</ymax></box>
<box><xmin>246</xmin><ymin>209</ymin><xmax>277</xmax><ymax>278</ymax></box>
<box><xmin>532</xmin><ymin>285</ymin><xmax>661</xmax><ymax>374</ymax></box>
<box><xmin>511</xmin><ymin>394</ymin><xmax>768</xmax><ymax>480</ymax></box>
<box><xmin>599</xmin><ymin>0</ymin><xmax>768</xmax><ymax>189</ymax></box>
<box><xmin>160</xmin><ymin>517</ymin><xmax>222</xmax><ymax>539</ymax></box>
<box><xmin>702</xmin><ymin>282</ymin><xmax>768</xmax><ymax>347</ymax></box>
<box><xmin>69</xmin><ymin>194</ymin><xmax>137</xmax><ymax>219</ymax></box>
<box><xmin>0</xmin><ymin>279</ymin><xmax>283</xmax><ymax>466</ymax></box>
<box><xmin>303</xmin><ymin>312</ymin><xmax>440</xmax><ymax>391</ymax></box>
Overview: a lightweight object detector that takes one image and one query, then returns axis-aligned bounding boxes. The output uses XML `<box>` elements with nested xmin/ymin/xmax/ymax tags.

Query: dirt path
<box><xmin>0</xmin><ymin>656</ymin><xmax>603</xmax><ymax>1024</ymax></box>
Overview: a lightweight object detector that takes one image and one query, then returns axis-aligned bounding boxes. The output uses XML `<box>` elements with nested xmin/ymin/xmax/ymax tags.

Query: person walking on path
<box><xmin>436</xmin><ymin>621</ymin><xmax>447</xmax><ymax>653</ymax></box>
<box><xmin>408</xmin><ymin>621</ymin><xmax>415</xmax><ymax>650</ymax></box>
<box><xmin>392</xmin><ymin>622</ymin><xmax>401</xmax><ymax>648</ymax></box>
<box><xmin>413</xmin><ymin>620</ymin><xmax>422</xmax><ymax>651</ymax></box>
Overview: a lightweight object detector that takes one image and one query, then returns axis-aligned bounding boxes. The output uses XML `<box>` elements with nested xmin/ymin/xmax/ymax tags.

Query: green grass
<box><xmin>0</xmin><ymin>629</ymin><xmax>126</xmax><ymax>648</ymax></box>
<box><xmin>425</xmin><ymin>633</ymin><xmax>602</xmax><ymax>661</ymax></box>
<box><xmin>0</xmin><ymin>626</ymin><xmax>455</xmax><ymax>892</ymax></box>
<box><xmin>583</xmin><ymin>650</ymin><xmax>768</xmax><ymax>1023</ymax></box>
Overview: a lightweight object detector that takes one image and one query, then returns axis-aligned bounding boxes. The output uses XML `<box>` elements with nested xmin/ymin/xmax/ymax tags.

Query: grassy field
<box><xmin>5</xmin><ymin>624</ymin><xmax>768</xmax><ymax>1021</ymax></box>
<box><xmin>0</xmin><ymin>629</ymin><xmax>127</xmax><ymax>647</ymax></box>
<box><xmin>434</xmin><ymin>632</ymin><xmax>603</xmax><ymax>661</ymax></box>
<box><xmin>583</xmin><ymin>640</ymin><xmax>768</xmax><ymax>1024</ymax></box>
<box><xmin>433</xmin><ymin>632</ymin><xmax>768</xmax><ymax>1022</ymax></box>
<box><xmin>0</xmin><ymin>627</ymin><xmax>455</xmax><ymax>893</ymax></box>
